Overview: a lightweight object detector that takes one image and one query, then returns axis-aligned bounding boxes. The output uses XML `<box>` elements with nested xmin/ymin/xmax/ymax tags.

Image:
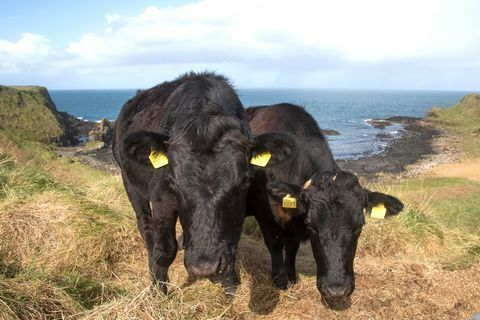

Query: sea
<box><xmin>49</xmin><ymin>89</ymin><xmax>472</xmax><ymax>159</ymax></box>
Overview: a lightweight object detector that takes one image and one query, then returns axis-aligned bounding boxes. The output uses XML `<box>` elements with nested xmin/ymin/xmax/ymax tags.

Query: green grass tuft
<box><xmin>399</xmin><ymin>204</ymin><xmax>444</xmax><ymax>239</ymax></box>
<box><xmin>53</xmin><ymin>270</ymin><xmax>122</xmax><ymax>310</ymax></box>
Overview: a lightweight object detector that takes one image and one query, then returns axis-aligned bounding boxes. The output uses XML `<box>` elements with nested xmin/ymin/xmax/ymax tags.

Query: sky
<box><xmin>0</xmin><ymin>0</ymin><xmax>479</xmax><ymax>90</ymax></box>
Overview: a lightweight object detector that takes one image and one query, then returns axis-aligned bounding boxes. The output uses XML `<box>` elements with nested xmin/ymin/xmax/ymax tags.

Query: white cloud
<box><xmin>64</xmin><ymin>0</ymin><xmax>480</xmax><ymax>68</ymax></box>
<box><xmin>2</xmin><ymin>0</ymin><xmax>480</xmax><ymax>89</ymax></box>
<box><xmin>0</xmin><ymin>33</ymin><xmax>52</xmax><ymax>73</ymax></box>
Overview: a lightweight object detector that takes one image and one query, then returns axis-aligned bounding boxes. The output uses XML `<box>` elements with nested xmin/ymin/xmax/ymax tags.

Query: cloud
<box><xmin>64</xmin><ymin>0</ymin><xmax>460</xmax><ymax>67</ymax></box>
<box><xmin>2</xmin><ymin>0</ymin><xmax>480</xmax><ymax>89</ymax></box>
<box><xmin>61</xmin><ymin>0</ymin><xmax>480</xmax><ymax>78</ymax></box>
<box><xmin>0</xmin><ymin>33</ymin><xmax>52</xmax><ymax>73</ymax></box>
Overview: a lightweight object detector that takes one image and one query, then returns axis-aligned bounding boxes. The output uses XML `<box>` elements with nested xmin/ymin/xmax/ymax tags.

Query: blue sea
<box><xmin>49</xmin><ymin>89</ymin><xmax>471</xmax><ymax>159</ymax></box>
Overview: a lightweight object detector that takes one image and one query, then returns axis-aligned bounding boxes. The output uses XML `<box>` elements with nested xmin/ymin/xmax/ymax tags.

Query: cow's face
<box><xmin>123</xmin><ymin>124</ymin><xmax>294</xmax><ymax>278</ymax></box>
<box><xmin>267</xmin><ymin>171</ymin><xmax>403</xmax><ymax>302</ymax></box>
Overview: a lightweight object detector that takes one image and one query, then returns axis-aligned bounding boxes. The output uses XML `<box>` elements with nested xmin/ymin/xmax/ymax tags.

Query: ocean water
<box><xmin>49</xmin><ymin>89</ymin><xmax>471</xmax><ymax>159</ymax></box>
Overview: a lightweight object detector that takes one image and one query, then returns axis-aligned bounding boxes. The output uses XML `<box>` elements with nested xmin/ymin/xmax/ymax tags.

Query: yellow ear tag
<box><xmin>370</xmin><ymin>203</ymin><xmax>387</xmax><ymax>219</ymax></box>
<box><xmin>250</xmin><ymin>151</ymin><xmax>272</xmax><ymax>167</ymax></box>
<box><xmin>148</xmin><ymin>149</ymin><xmax>168</xmax><ymax>169</ymax></box>
<box><xmin>282</xmin><ymin>194</ymin><xmax>297</xmax><ymax>209</ymax></box>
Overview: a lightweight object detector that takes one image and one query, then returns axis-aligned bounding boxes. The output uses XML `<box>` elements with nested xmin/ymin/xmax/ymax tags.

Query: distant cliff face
<box><xmin>0</xmin><ymin>86</ymin><xmax>66</xmax><ymax>143</ymax></box>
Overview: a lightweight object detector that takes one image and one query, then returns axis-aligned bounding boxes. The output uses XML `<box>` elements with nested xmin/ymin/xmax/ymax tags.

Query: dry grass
<box><xmin>429</xmin><ymin>158</ymin><xmax>480</xmax><ymax>181</ymax></box>
<box><xmin>1</xmin><ymin>133</ymin><xmax>480</xmax><ymax>319</ymax></box>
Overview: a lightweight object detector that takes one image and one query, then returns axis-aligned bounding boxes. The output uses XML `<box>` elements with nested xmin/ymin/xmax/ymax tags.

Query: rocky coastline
<box><xmin>338</xmin><ymin>116</ymin><xmax>444</xmax><ymax>179</ymax></box>
<box><xmin>68</xmin><ymin>115</ymin><xmax>448</xmax><ymax>180</ymax></box>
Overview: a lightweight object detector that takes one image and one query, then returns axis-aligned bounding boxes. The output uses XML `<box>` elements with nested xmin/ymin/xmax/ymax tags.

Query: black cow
<box><xmin>245</xmin><ymin>103</ymin><xmax>404</xmax><ymax>302</ymax></box>
<box><xmin>113</xmin><ymin>72</ymin><xmax>293</xmax><ymax>294</ymax></box>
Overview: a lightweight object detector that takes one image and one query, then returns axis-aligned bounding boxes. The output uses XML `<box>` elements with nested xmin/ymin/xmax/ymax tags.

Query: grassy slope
<box><xmin>427</xmin><ymin>93</ymin><xmax>480</xmax><ymax>156</ymax></box>
<box><xmin>0</xmin><ymin>86</ymin><xmax>65</xmax><ymax>143</ymax></box>
<box><xmin>0</xmin><ymin>96</ymin><xmax>479</xmax><ymax>319</ymax></box>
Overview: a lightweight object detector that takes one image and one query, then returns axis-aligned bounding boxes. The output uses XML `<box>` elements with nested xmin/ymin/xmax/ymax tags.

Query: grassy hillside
<box><xmin>0</xmin><ymin>86</ymin><xmax>65</xmax><ymax>143</ymax></box>
<box><xmin>427</xmin><ymin>93</ymin><xmax>480</xmax><ymax>156</ymax></box>
<box><xmin>0</xmin><ymin>95</ymin><xmax>479</xmax><ymax>319</ymax></box>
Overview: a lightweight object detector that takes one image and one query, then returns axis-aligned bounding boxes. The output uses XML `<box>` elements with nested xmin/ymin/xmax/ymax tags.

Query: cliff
<box><xmin>427</xmin><ymin>93</ymin><xmax>480</xmax><ymax>156</ymax></box>
<box><xmin>0</xmin><ymin>86</ymin><xmax>66</xmax><ymax>144</ymax></box>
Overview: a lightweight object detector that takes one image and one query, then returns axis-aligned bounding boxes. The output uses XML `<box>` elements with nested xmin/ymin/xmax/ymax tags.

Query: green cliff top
<box><xmin>0</xmin><ymin>85</ymin><xmax>65</xmax><ymax>143</ymax></box>
<box><xmin>427</xmin><ymin>93</ymin><xmax>480</xmax><ymax>156</ymax></box>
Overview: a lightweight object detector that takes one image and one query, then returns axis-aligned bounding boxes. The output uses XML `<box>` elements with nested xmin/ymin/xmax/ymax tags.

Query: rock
<box><xmin>321</xmin><ymin>129</ymin><xmax>340</xmax><ymax>135</ymax></box>
<box><xmin>59</xmin><ymin>112</ymin><xmax>95</xmax><ymax>146</ymax></box>
<box><xmin>387</xmin><ymin>116</ymin><xmax>421</xmax><ymax>124</ymax></box>
<box><xmin>376</xmin><ymin>132</ymin><xmax>394</xmax><ymax>140</ymax></box>
<box><xmin>367</xmin><ymin>119</ymin><xmax>392</xmax><ymax>129</ymax></box>
<box><xmin>87</xmin><ymin>118</ymin><xmax>113</xmax><ymax>144</ymax></box>
<box><xmin>426</xmin><ymin>108</ymin><xmax>440</xmax><ymax>118</ymax></box>
<box><xmin>86</xmin><ymin>141</ymin><xmax>106</xmax><ymax>150</ymax></box>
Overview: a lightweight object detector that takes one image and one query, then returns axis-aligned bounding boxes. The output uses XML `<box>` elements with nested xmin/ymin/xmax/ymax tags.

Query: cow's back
<box><xmin>247</xmin><ymin>103</ymin><xmax>338</xmax><ymax>176</ymax></box>
<box><xmin>247</xmin><ymin>103</ymin><xmax>323</xmax><ymax>139</ymax></box>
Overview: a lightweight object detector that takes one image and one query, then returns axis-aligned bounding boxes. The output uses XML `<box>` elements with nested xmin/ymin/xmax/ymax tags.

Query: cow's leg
<box><xmin>247</xmin><ymin>186</ymin><xmax>289</xmax><ymax>289</ymax></box>
<box><xmin>123</xmin><ymin>183</ymin><xmax>154</xmax><ymax>257</ymax></box>
<box><xmin>220</xmin><ymin>250</ymin><xmax>240</xmax><ymax>296</ymax></box>
<box><xmin>285</xmin><ymin>239</ymin><xmax>300</xmax><ymax>284</ymax></box>
<box><xmin>150</xmin><ymin>196</ymin><xmax>178</xmax><ymax>294</ymax></box>
<box><xmin>255</xmin><ymin>215</ymin><xmax>289</xmax><ymax>289</ymax></box>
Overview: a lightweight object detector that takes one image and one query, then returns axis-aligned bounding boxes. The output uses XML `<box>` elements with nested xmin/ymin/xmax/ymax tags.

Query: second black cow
<box><xmin>246</xmin><ymin>103</ymin><xmax>404</xmax><ymax>302</ymax></box>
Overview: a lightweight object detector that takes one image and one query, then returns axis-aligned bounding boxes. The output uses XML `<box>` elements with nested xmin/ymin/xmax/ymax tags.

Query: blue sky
<box><xmin>1</xmin><ymin>0</ymin><xmax>479</xmax><ymax>90</ymax></box>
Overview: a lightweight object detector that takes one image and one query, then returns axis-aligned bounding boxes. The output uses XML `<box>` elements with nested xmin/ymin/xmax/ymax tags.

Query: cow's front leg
<box><xmin>123</xmin><ymin>182</ymin><xmax>154</xmax><ymax>256</ymax></box>
<box><xmin>150</xmin><ymin>197</ymin><xmax>178</xmax><ymax>294</ymax></box>
<box><xmin>268</xmin><ymin>235</ymin><xmax>288</xmax><ymax>289</ymax></box>
<box><xmin>285</xmin><ymin>239</ymin><xmax>300</xmax><ymax>284</ymax></box>
<box><xmin>207</xmin><ymin>245</ymin><xmax>239</xmax><ymax>295</ymax></box>
<box><xmin>256</xmin><ymin>216</ymin><xmax>289</xmax><ymax>289</ymax></box>
<box><xmin>217</xmin><ymin>247</ymin><xmax>240</xmax><ymax>296</ymax></box>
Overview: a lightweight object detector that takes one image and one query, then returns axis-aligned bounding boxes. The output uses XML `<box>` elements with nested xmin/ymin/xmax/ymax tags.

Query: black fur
<box><xmin>113</xmin><ymin>73</ymin><xmax>293</xmax><ymax>294</ymax></box>
<box><xmin>246</xmin><ymin>103</ymin><xmax>404</xmax><ymax>301</ymax></box>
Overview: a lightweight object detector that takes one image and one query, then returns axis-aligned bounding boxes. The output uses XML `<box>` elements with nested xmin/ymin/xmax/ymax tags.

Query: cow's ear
<box><xmin>250</xmin><ymin>132</ymin><xmax>295</xmax><ymax>168</ymax></box>
<box><xmin>266</xmin><ymin>181</ymin><xmax>306</xmax><ymax>222</ymax></box>
<box><xmin>122</xmin><ymin>130</ymin><xmax>170</xmax><ymax>168</ymax></box>
<box><xmin>365</xmin><ymin>190</ymin><xmax>404</xmax><ymax>218</ymax></box>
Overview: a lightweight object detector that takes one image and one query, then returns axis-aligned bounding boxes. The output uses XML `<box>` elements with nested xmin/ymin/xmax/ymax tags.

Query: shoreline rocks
<box><xmin>366</xmin><ymin>119</ymin><xmax>392</xmax><ymax>129</ymax></box>
<box><xmin>321</xmin><ymin>129</ymin><xmax>340</xmax><ymax>135</ymax></box>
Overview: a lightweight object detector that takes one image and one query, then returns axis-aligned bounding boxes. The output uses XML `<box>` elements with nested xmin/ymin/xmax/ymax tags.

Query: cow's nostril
<box><xmin>188</xmin><ymin>259</ymin><xmax>220</xmax><ymax>277</ymax></box>
<box><xmin>325</xmin><ymin>285</ymin><xmax>349</xmax><ymax>298</ymax></box>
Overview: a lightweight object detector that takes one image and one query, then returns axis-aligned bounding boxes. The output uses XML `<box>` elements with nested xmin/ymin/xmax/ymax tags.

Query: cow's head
<box><xmin>122</xmin><ymin>115</ymin><xmax>294</xmax><ymax>278</ymax></box>
<box><xmin>267</xmin><ymin>171</ymin><xmax>403</xmax><ymax>302</ymax></box>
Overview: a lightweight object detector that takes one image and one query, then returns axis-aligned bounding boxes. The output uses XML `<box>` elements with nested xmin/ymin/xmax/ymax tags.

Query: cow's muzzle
<box><xmin>318</xmin><ymin>281</ymin><xmax>354</xmax><ymax>300</ymax></box>
<box><xmin>187</xmin><ymin>256</ymin><xmax>221</xmax><ymax>277</ymax></box>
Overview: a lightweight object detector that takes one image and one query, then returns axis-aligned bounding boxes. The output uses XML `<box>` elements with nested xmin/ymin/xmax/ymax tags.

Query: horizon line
<box><xmin>45</xmin><ymin>87</ymin><xmax>478</xmax><ymax>93</ymax></box>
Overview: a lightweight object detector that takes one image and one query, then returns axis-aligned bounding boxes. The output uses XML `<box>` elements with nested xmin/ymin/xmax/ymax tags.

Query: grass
<box><xmin>427</xmin><ymin>93</ymin><xmax>480</xmax><ymax>156</ymax></box>
<box><xmin>0</xmin><ymin>94</ymin><xmax>480</xmax><ymax>319</ymax></box>
<box><xmin>0</xmin><ymin>86</ymin><xmax>65</xmax><ymax>143</ymax></box>
<box><xmin>1</xmin><ymin>134</ymin><xmax>479</xmax><ymax>319</ymax></box>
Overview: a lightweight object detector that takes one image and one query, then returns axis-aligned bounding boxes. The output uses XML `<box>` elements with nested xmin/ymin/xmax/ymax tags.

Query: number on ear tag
<box><xmin>370</xmin><ymin>203</ymin><xmax>387</xmax><ymax>219</ymax></box>
<box><xmin>250</xmin><ymin>151</ymin><xmax>272</xmax><ymax>167</ymax></box>
<box><xmin>282</xmin><ymin>194</ymin><xmax>297</xmax><ymax>208</ymax></box>
<box><xmin>149</xmin><ymin>149</ymin><xmax>168</xmax><ymax>168</ymax></box>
